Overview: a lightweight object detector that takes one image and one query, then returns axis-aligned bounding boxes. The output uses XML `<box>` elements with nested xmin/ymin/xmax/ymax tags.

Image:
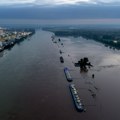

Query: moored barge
<box><xmin>69</xmin><ymin>84</ymin><xmax>85</xmax><ymax>112</ymax></box>
<box><xmin>64</xmin><ymin>67</ymin><xmax>72</xmax><ymax>82</ymax></box>
<box><xmin>60</xmin><ymin>56</ymin><xmax>64</xmax><ymax>63</ymax></box>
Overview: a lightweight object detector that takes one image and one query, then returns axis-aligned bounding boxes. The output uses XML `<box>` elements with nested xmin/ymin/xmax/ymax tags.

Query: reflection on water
<box><xmin>0</xmin><ymin>52</ymin><xmax>4</xmax><ymax>58</ymax></box>
<box><xmin>55</xmin><ymin>35</ymin><xmax>120</xmax><ymax>120</ymax></box>
<box><xmin>62</xmin><ymin>36</ymin><xmax>120</xmax><ymax>67</ymax></box>
<box><xmin>99</xmin><ymin>54</ymin><xmax>120</xmax><ymax>66</ymax></box>
<box><xmin>0</xmin><ymin>30</ymin><xmax>120</xmax><ymax>120</ymax></box>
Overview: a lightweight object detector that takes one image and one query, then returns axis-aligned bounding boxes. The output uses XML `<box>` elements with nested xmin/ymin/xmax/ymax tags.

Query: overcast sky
<box><xmin>0</xmin><ymin>0</ymin><xmax>120</xmax><ymax>6</ymax></box>
<box><xmin>0</xmin><ymin>0</ymin><xmax>120</xmax><ymax>25</ymax></box>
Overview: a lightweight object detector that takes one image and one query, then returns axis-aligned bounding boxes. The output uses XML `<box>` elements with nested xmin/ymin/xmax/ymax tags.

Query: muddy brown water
<box><xmin>0</xmin><ymin>30</ymin><xmax>120</xmax><ymax>120</ymax></box>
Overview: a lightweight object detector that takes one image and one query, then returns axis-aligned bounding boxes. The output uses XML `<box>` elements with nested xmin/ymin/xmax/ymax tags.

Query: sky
<box><xmin>0</xmin><ymin>0</ymin><xmax>120</xmax><ymax>6</ymax></box>
<box><xmin>0</xmin><ymin>0</ymin><xmax>120</xmax><ymax>25</ymax></box>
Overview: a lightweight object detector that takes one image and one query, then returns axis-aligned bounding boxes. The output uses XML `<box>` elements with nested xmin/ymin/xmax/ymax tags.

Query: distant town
<box><xmin>0</xmin><ymin>27</ymin><xmax>35</xmax><ymax>51</ymax></box>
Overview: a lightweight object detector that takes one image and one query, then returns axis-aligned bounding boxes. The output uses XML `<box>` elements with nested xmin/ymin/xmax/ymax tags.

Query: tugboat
<box><xmin>64</xmin><ymin>67</ymin><xmax>72</xmax><ymax>82</ymax></box>
<box><xmin>60</xmin><ymin>56</ymin><xmax>64</xmax><ymax>63</ymax></box>
<box><xmin>69</xmin><ymin>84</ymin><xmax>85</xmax><ymax>112</ymax></box>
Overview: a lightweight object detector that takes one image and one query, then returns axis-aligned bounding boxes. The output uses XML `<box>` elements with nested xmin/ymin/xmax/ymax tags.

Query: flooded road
<box><xmin>0</xmin><ymin>30</ymin><xmax>120</xmax><ymax>120</ymax></box>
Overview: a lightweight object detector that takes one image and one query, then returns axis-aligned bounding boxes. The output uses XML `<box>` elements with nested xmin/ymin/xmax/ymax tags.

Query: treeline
<box><xmin>48</xmin><ymin>28</ymin><xmax>120</xmax><ymax>50</ymax></box>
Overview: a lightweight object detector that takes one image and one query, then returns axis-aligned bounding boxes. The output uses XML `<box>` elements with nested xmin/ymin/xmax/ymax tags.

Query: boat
<box><xmin>69</xmin><ymin>84</ymin><xmax>85</xmax><ymax>112</ymax></box>
<box><xmin>60</xmin><ymin>56</ymin><xmax>64</xmax><ymax>63</ymax></box>
<box><xmin>53</xmin><ymin>41</ymin><xmax>57</xmax><ymax>43</ymax></box>
<box><xmin>64</xmin><ymin>67</ymin><xmax>72</xmax><ymax>82</ymax></box>
<box><xmin>59</xmin><ymin>50</ymin><xmax>62</xmax><ymax>54</ymax></box>
<box><xmin>58</xmin><ymin>38</ymin><xmax>61</xmax><ymax>42</ymax></box>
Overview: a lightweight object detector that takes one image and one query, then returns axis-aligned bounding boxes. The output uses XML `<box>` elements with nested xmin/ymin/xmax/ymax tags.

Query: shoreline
<box><xmin>0</xmin><ymin>29</ymin><xmax>35</xmax><ymax>52</ymax></box>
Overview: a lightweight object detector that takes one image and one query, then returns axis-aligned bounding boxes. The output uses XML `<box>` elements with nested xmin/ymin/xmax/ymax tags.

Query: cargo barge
<box><xmin>60</xmin><ymin>56</ymin><xmax>64</xmax><ymax>63</ymax></box>
<box><xmin>69</xmin><ymin>84</ymin><xmax>85</xmax><ymax>112</ymax></box>
<box><xmin>64</xmin><ymin>67</ymin><xmax>72</xmax><ymax>82</ymax></box>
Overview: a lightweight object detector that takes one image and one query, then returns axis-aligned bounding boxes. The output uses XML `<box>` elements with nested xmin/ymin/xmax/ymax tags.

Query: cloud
<box><xmin>0</xmin><ymin>0</ymin><xmax>35</xmax><ymax>5</ymax></box>
<box><xmin>0</xmin><ymin>0</ymin><xmax>120</xmax><ymax>6</ymax></box>
<box><xmin>90</xmin><ymin>0</ymin><xmax>120</xmax><ymax>5</ymax></box>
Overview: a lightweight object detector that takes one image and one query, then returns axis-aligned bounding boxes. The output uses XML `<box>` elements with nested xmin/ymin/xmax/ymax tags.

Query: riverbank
<box><xmin>0</xmin><ymin>28</ymin><xmax>35</xmax><ymax>52</ymax></box>
<box><xmin>44</xmin><ymin>27</ymin><xmax>120</xmax><ymax>50</ymax></box>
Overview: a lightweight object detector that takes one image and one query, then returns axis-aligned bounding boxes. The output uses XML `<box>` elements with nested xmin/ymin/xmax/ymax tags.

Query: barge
<box><xmin>69</xmin><ymin>84</ymin><xmax>85</xmax><ymax>112</ymax></box>
<box><xmin>60</xmin><ymin>56</ymin><xmax>64</xmax><ymax>63</ymax></box>
<box><xmin>64</xmin><ymin>67</ymin><xmax>72</xmax><ymax>82</ymax></box>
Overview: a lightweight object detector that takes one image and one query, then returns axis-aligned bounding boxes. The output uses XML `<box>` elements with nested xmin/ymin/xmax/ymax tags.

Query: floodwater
<box><xmin>0</xmin><ymin>30</ymin><xmax>120</xmax><ymax>120</ymax></box>
<box><xmin>56</xmin><ymin>36</ymin><xmax>120</xmax><ymax>120</ymax></box>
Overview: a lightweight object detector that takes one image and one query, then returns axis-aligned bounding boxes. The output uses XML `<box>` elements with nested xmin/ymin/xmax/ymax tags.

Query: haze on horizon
<box><xmin>0</xmin><ymin>0</ymin><xmax>120</xmax><ymax>25</ymax></box>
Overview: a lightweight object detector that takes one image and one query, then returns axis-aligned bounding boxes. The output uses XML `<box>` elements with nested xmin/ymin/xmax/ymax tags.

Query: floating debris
<box><xmin>88</xmin><ymin>89</ymin><xmax>96</xmax><ymax>98</ymax></box>
<box><xmin>94</xmin><ymin>86</ymin><xmax>99</xmax><ymax>91</ymax></box>
<box><xmin>61</xmin><ymin>43</ymin><xmax>63</xmax><ymax>46</ymax></box>
<box><xmin>92</xmin><ymin>93</ymin><xmax>96</xmax><ymax>98</ymax></box>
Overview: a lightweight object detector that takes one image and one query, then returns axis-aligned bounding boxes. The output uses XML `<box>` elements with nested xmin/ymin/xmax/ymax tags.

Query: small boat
<box><xmin>69</xmin><ymin>84</ymin><xmax>85</xmax><ymax>112</ymax></box>
<box><xmin>59</xmin><ymin>50</ymin><xmax>62</xmax><ymax>54</ymax></box>
<box><xmin>58</xmin><ymin>38</ymin><xmax>61</xmax><ymax>42</ymax></box>
<box><xmin>53</xmin><ymin>41</ymin><xmax>57</xmax><ymax>43</ymax></box>
<box><xmin>61</xmin><ymin>43</ymin><xmax>63</xmax><ymax>45</ymax></box>
<box><xmin>60</xmin><ymin>56</ymin><xmax>64</xmax><ymax>63</ymax></box>
<box><xmin>64</xmin><ymin>67</ymin><xmax>72</xmax><ymax>82</ymax></box>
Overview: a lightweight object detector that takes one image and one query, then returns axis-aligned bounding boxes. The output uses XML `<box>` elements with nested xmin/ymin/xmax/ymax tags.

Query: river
<box><xmin>0</xmin><ymin>30</ymin><xmax>120</xmax><ymax>120</ymax></box>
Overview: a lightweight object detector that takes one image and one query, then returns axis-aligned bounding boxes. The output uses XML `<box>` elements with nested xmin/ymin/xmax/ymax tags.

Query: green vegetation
<box><xmin>45</xmin><ymin>27</ymin><xmax>120</xmax><ymax>50</ymax></box>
